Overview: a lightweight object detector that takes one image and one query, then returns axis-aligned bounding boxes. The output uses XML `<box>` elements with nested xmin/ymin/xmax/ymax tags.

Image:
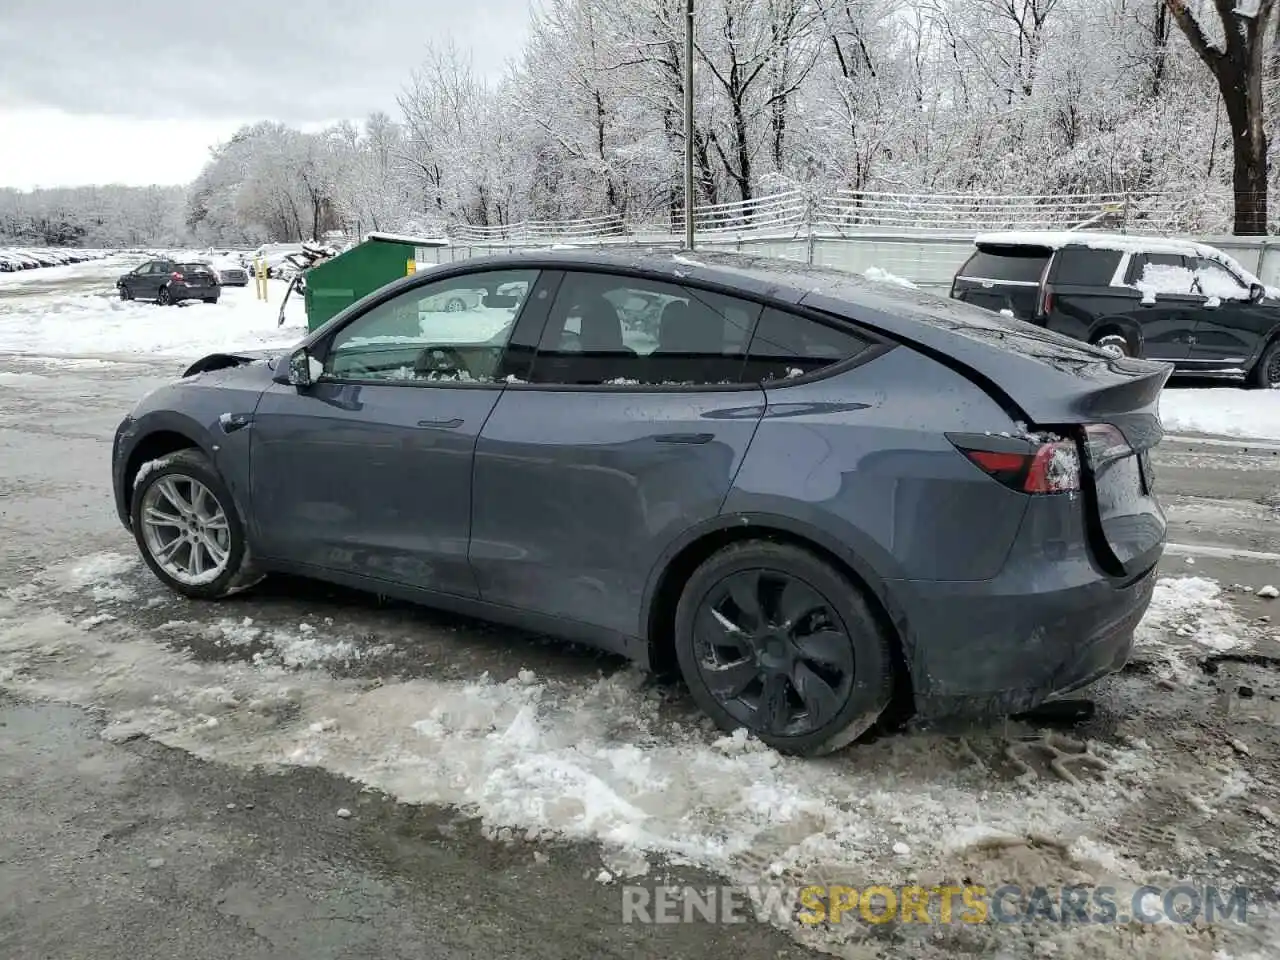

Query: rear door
<box><xmin>1125</xmin><ymin>253</ymin><xmax>1199</xmax><ymax>363</ymax></box>
<box><xmin>950</xmin><ymin>244</ymin><xmax>1050</xmax><ymax>321</ymax></box>
<box><xmin>469</xmin><ymin>270</ymin><xmax>766</xmax><ymax>641</ymax></box>
<box><xmin>131</xmin><ymin>261</ymin><xmax>160</xmax><ymax>298</ymax></box>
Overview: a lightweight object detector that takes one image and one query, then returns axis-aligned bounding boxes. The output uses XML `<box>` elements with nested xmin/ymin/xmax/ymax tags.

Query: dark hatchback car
<box><xmin>950</xmin><ymin>231</ymin><xmax>1280</xmax><ymax>388</ymax></box>
<box><xmin>118</xmin><ymin>259</ymin><xmax>221</xmax><ymax>305</ymax></box>
<box><xmin>112</xmin><ymin>250</ymin><xmax>1170</xmax><ymax>755</ymax></box>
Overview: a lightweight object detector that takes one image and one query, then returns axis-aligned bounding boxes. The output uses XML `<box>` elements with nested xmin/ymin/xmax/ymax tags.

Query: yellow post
<box><xmin>255</xmin><ymin>258</ymin><xmax>267</xmax><ymax>300</ymax></box>
<box><xmin>406</xmin><ymin>258</ymin><xmax>416</xmax><ymax>275</ymax></box>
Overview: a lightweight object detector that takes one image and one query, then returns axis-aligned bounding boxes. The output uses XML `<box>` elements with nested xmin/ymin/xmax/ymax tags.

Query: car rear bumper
<box><xmin>887</xmin><ymin>481</ymin><xmax>1163</xmax><ymax>722</ymax></box>
<box><xmin>896</xmin><ymin>559</ymin><xmax>1157</xmax><ymax>722</ymax></box>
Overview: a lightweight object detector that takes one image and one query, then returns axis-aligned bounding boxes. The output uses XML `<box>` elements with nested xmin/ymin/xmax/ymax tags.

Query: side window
<box><xmin>1193</xmin><ymin>258</ymin><xmax>1251</xmax><ymax>300</ymax></box>
<box><xmin>744</xmin><ymin>307</ymin><xmax>872</xmax><ymax>383</ymax></box>
<box><xmin>322</xmin><ymin>269</ymin><xmax>539</xmax><ymax>384</ymax></box>
<box><xmin>1129</xmin><ymin>254</ymin><xmax>1194</xmax><ymax>296</ymax></box>
<box><xmin>530</xmin><ymin>272</ymin><xmax>759</xmax><ymax>386</ymax></box>
<box><xmin>1053</xmin><ymin>248</ymin><xmax>1122</xmax><ymax>286</ymax></box>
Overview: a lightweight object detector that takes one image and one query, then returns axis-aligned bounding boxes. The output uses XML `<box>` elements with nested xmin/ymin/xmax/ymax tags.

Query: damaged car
<box><xmin>111</xmin><ymin>249</ymin><xmax>1171</xmax><ymax>755</ymax></box>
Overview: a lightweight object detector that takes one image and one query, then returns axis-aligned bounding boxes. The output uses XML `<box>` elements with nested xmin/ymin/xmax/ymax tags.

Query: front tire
<box><xmin>119</xmin><ymin>285</ymin><xmax>132</xmax><ymax>301</ymax></box>
<box><xmin>673</xmin><ymin>541</ymin><xmax>894</xmax><ymax>756</ymax></box>
<box><xmin>1250</xmin><ymin>338</ymin><xmax>1280</xmax><ymax>389</ymax></box>
<box><xmin>130</xmin><ymin>449</ymin><xmax>261</xmax><ymax>600</ymax></box>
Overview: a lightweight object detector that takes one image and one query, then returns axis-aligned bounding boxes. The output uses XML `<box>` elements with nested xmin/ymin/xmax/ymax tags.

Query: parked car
<box><xmin>117</xmin><ymin>259</ymin><xmax>221</xmax><ymax>305</ymax></box>
<box><xmin>112</xmin><ymin>249</ymin><xmax>1169</xmax><ymax>755</ymax></box>
<box><xmin>420</xmin><ymin>288</ymin><xmax>485</xmax><ymax>313</ymax></box>
<box><xmin>212</xmin><ymin>259</ymin><xmax>249</xmax><ymax>286</ymax></box>
<box><xmin>950</xmin><ymin>231</ymin><xmax>1280</xmax><ymax>388</ymax></box>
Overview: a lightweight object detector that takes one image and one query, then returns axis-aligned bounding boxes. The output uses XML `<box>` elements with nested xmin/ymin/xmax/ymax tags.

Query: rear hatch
<box><xmin>177</xmin><ymin>262</ymin><xmax>218</xmax><ymax>287</ymax></box>
<box><xmin>950</xmin><ymin>243</ymin><xmax>1051</xmax><ymax>321</ymax></box>
<box><xmin>802</xmin><ymin>284</ymin><xmax>1171</xmax><ymax>579</ymax></box>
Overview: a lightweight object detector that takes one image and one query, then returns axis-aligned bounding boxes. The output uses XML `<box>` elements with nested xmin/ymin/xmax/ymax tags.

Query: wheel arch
<box><xmin>641</xmin><ymin>513</ymin><xmax>917</xmax><ymax>716</ymax></box>
<box><xmin>1087</xmin><ymin>317</ymin><xmax>1142</xmax><ymax>353</ymax></box>
<box><xmin>121</xmin><ymin>412</ymin><xmax>216</xmax><ymax>507</ymax></box>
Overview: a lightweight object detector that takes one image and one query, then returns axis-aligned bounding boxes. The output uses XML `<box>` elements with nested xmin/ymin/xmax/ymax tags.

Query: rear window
<box><xmin>960</xmin><ymin>246</ymin><xmax>1050</xmax><ymax>284</ymax></box>
<box><xmin>178</xmin><ymin>262</ymin><xmax>214</xmax><ymax>273</ymax></box>
<box><xmin>1050</xmin><ymin>247</ymin><xmax>1122</xmax><ymax>286</ymax></box>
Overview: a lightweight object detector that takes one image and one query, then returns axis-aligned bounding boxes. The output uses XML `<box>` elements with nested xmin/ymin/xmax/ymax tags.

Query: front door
<box><xmin>249</xmin><ymin>267</ymin><xmax>541</xmax><ymax>597</ymax></box>
<box><xmin>1184</xmin><ymin>257</ymin><xmax>1270</xmax><ymax>371</ymax></box>
<box><xmin>469</xmin><ymin>270</ymin><xmax>767</xmax><ymax>640</ymax></box>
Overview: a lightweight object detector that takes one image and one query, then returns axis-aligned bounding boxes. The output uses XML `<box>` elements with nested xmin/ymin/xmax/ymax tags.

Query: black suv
<box><xmin>117</xmin><ymin>259</ymin><xmax>221</xmax><ymax>305</ymax></box>
<box><xmin>950</xmin><ymin>231</ymin><xmax>1280</xmax><ymax>388</ymax></box>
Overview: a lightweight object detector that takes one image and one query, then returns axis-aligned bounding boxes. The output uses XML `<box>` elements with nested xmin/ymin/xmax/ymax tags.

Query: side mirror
<box><xmin>1249</xmin><ymin>282</ymin><xmax>1267</xmax><ymax>303</ymax></box>
<box><xmin>274</xmin><ymin>346</ymin><xmax>323</xmax><ymax>387</ymax></box>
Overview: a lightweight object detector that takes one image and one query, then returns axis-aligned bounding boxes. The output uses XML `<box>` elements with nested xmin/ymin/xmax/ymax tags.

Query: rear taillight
<box><xmin>171</xmin><ymin>271</ymin><xmax>184</xmax><ymax>281</ymax></box>
<box><xmin>951</xmin><ymin>435</ymin><xmax>1080</xmax><ymax>494</ymax></box>
<box><xmin>1081</xmin><ymin>423</ymin><xmax>1132</xmax><ymax>468</ymax></box>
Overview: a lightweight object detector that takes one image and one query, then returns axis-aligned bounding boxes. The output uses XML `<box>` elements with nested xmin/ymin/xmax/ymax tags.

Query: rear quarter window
<box><xmin>743</xmin><ymin>307</ymin><xmax>872</xmax><ymax>382</ymax></box>
<box><xmin>1049</xmin><ymin>247</ymin><xmax>1122</xmax><ymax>286</ymax></box>
<box><xmin>960</xmin><ymin>247</ymin><xmax>1051</xmax><ymax>284</ymax></box>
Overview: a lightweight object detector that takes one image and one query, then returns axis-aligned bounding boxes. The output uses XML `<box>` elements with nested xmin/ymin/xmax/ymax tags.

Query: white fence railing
<box><xmin>440</xmin><ymin>187</ymin><xmax>1251</xmax><ymax>245</ymax></box>
<box><xmin>420</xmin><ymin>229</ymin><xmax>1280</xmax><ymax>290</ymax></box>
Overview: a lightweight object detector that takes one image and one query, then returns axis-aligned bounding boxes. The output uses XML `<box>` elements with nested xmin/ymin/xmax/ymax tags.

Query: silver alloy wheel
<box><xmin>1094</xmin><ymin>334</ymin><xmax>1129</xmax><ymax>359</ymax></box>
<box><xmin>139</xmin><ymin>474</ymin><xmax>232</xmax><ymax>585</ymax></box>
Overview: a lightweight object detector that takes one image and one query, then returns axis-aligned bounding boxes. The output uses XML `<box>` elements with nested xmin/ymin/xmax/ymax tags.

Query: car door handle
<box><xmin>653</xmin><ymin>432</ymin><xmax>714</xmax><ymax>444</ymax></box>
<box><xmin>417</xmin><ymin>417</ymin><xmax>463</xmax><ymax>429</ymax></box>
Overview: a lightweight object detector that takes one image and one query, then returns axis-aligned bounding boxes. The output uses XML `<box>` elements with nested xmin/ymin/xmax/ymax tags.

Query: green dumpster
<box><xmin>303</xmin><ymin>232</ymin><xmax>448</xmax><ymax>332</ymax></box>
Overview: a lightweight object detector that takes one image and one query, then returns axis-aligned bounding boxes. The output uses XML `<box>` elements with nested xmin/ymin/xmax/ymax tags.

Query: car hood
<box><xmin>181</xmin><ymin>350</ymin><xmax>283</xmax><ymax>379</ymax></box>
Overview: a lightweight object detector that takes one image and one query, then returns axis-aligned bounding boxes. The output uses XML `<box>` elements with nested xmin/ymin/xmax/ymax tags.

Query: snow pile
<box><xmin>863</xmin><ymin>266</ymin><xmax>917</xmax><ymax>288</ymax></box>
<box><xmin>1133</xmin><ymin>576</ymin><xmax>1247</xmax><ymax>679</ymax></box>
<box><xmin>0</xmin><ymin>281</ymin><xmax>307</xmax><ymax>359</ymax></box>
<box><xmin>1159</xmin><ymin>389</ymin><xmax>1280</xmax><ymax>440</ymax></box>
<box><xmin>0</xmin><ymin>552</ymin><xmax>1268</xmax><ymax>956</ymax></box>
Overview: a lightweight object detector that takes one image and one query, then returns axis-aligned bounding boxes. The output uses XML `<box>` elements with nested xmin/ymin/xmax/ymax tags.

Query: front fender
<box><xmin>117</xmin><ymin>408</ymin><xmax>254</xmax><ymax>533</ymax></box>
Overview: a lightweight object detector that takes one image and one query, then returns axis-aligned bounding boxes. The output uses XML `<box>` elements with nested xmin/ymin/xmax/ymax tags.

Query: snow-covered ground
<box><xmin>1159</xmin><ymin>388</ymin><xmax>1280</xmax><ymax>442</ymax></box>
<box><xmin>0</xmin><ymin>255</ymin><xmax>306</xmax><ymax>360</ymax></box>
<box><xmin>2</xmin><ymin>548</ymin><xmax>1278</xmax><ymax>958</ymax></box>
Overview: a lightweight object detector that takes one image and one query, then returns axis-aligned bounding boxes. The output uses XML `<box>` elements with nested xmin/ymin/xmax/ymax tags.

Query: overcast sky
<box><xmin>0</xmin><ymin>0</ymin><xmax>531</xmax><ymax>189</ymax></box>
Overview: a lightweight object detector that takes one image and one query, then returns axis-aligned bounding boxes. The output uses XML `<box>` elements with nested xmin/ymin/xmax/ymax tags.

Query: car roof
<box><xmin>406</xmin><ymin>246</ymin><xmax>1111</xmax><ymax>358</ymax></box>
<box><xmin>972</xmin><ymin>229</ymin><xmax>1225</xmax><ymax>260</ymax></box>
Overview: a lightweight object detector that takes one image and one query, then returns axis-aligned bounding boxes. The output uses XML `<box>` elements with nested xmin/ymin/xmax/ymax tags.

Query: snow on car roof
<box><xmin>972</xmin><ymin>230</ymin><xmax>1221</xmax><ymax>257</ymax></box>
<box><xmin>974</xmin><ymin>230</ymin><xmax>1274</xmax><ymax>292</ymax></box>
<box><xmin>364</xmin><ymin>231</ymin><xmax>449</xmax><ymax>246</ymax></box>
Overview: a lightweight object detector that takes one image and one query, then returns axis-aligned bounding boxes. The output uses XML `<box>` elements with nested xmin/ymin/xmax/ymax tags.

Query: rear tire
<box><xmin>1249</xmin><ymin>338</ymin><xmax>1280</xmax><ymax>389</ymax></box>
<box><xmin>130</xmin><ymin>449</ymin><xmax>263</xmax><ymax>600</ymax></box>
<box><xmin>157</xmin><ymin>286</ymin><xmax>172</xmax><ymax>306</ymax></box>
<box><xmin>673</xmin><ymin>540</ymin><xmax>894</xmax><ymax>756</ymax></box>
<box><xmin>1093</xmin><ymin>332</ymin><xmax>1132</xmax><ymax>359</ymax></box>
